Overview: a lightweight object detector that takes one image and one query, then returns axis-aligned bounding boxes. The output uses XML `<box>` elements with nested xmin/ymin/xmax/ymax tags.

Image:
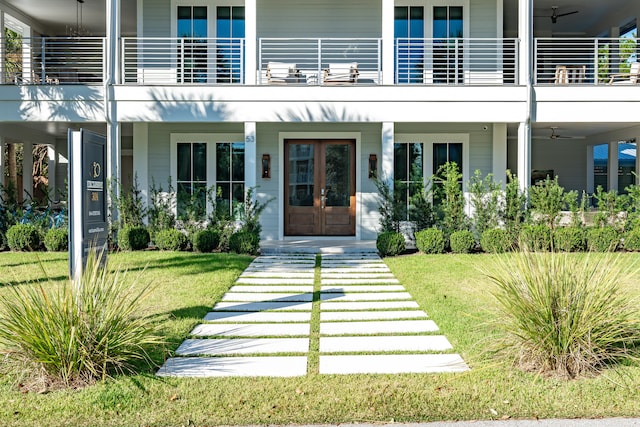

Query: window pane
<box><xmin>394</xmin><ymin>7</ymin><xmax>408</xmax><ymax>38</ymax></box>
<box><xmin>449</xmin><ymin>6</ymin><xmax>463</xmax><ymax>38</ymax></box>
<box><xmin>216</xmin><ymin>182</ymin><xmax>231</xmax><ymax>216</ymax></box>
<box><xmin>216</xmin><ymin>143</ymin><xmax>230</xmax><ymax>181</ymax></box>
<box><xmin>433</xmin><ymin>6</ymin><xmax>447</xmax><ymax>39</ymax></box>
<box><xmin>232</xmin><ymin>183</ymin><xmax>245</xmax><ymax>204</ymax></box>
<box><xmin>449</xmin><ymin>143</ymin><xmax>463</xmax><ymax>170</ymax></box>
<box><xmin>217</xmin><ymin>6</ymin><xmax>231</xmax><ymax>38</ymax></box>
<box><xmin>177</xmin><ymin>143</ymin><xmax>191</xmax><ymax>182</ymax></box>
<box><xmin>409</xmin><ymin>7</ymin><xmax>424</xmax><ymax>38</ymax></box>
<box><xmin>409</xmin><ymin>143</ymin><xmax>423</xmax><ymax>182</ymax></box>
<box><xmin>394</xmin><ymin>143</ymin><xmax>408</xmax><ymax>182</ymax></box>
<box><xmin>177</xmin><ymin>182</ymin><xmax>191</xmax><ymax>219</ymax></box>
<box><xmin>178</xmin><ymin>7</ymin><xmax>192</xmax><ymax>38</ymax></box>
<box><xmin>433</xmin><ymin>143</ymin><xmax>448</xmax><ymax>176</ymax></box>
<box><xmin>193</xmin><ymin>143</ymin><xmax>207</xmax><ymax>182</ymax></box>
<box><xmin>232</xmin><ymin>142</ymin><xmax>245</xmax><ymax>181</ymax></box>
<box><xmin>193</xmin><ymin>7</ymin><xmax>207</xmax><ymax>38</ymax></box>
<box><xmin>232</xmin><ymin>7</ymin><xmax>245</xmax><ymax>38</ymax></box>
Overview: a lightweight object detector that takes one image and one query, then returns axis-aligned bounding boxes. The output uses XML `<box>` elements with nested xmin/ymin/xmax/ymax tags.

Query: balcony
<box><xmin>535</xmin><ymin>38</ymin><xmax>639</xmax><ymax>85</ymax></box>
<box><xmin>1</xmin><ymin>37</ymin><xmax>105</xmax><ymax>85</ymax></box>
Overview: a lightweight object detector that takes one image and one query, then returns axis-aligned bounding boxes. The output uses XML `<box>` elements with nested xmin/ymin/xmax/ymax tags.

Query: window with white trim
<box><xmin>176</xmin><ymin>142</ymin><xmax>207</xmax><ymax>219</ymax></box>
<box><xmin>394</xmin><ymin>142</ymin><xmax>423</xmax><ymax>220</ymax></box>
<box><xmin>433</xmin><ymin>142</ymin><xmax>463</xmax><ymax>202</ymax></box>
<box><xmin>215</xmin><ymin>142</ymin><xmax>245</xmax><ymax>217</ymax></box>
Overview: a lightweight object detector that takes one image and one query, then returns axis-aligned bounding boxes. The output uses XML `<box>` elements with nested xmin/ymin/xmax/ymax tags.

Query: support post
<box><xmin>23</xmin><ymin>141</ymin><xmax>33</xmax><ymax>202</ymax></box>
<box><xmin>492</xmin><ymin>123</ymin><xmax>507</xmax><ymax>188</ymax></box>
<box><xmin>244</xmin><ymin>122</ymin><xmax>257</xmax><ymax>190</ymax></box>
<box><xmin>517</xmin><ymin>122</ymin><xmax>531</xmax><ymax>192</ymax></box>
<box><xmin>608</xmin><ymin>141</ymin><xmax>618</xmax><ymax>192</ymax></box>
<box><xmin>244</xmin><ymin>0</ymin><xmax>257</xmax><ymax>85</ymax></box>
<box><xmin>132</xmin><ymin>123</ymin><xmax>149</xmax><ymax>216</ymax></box>
<box><xmin>381</xmin><ymin>0</ymin><xmax>395</xmax><ymax>85</ymax></box>
<box><xmin>381</xmin><ymin>122</ymin><xmax>394</xmax><ymax>187</ymax></box>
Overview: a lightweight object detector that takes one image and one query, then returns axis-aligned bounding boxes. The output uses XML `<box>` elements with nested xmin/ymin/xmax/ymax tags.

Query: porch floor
<box><xmin>259</xmin><ymin>239</ymin><xmax>377</xmax><ymax>254</ymax></box>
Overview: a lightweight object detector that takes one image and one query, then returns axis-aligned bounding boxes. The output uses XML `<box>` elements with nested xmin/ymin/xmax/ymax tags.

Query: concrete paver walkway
<box><xmin>157</xmin><ymin>251</ymin><xmax>468</xmax><ymax>377</ymax></box>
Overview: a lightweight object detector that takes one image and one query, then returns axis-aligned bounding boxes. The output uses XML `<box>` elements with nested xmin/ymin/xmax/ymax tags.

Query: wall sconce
<box><xmin>368</xmin><ymin>154</ymin><xmax>377</xmax><ymax>179</ymax></box>
<box><xmin>262</xmin><ymin>154</ymin><xmax>271</xmax><ymax>179</ymax></box>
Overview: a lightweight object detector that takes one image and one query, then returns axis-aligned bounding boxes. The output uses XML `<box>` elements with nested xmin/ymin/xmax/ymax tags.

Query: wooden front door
<box><xmin>284</xmin><ymin>139</ymin><xmax>356</xmax><ymax>236</ymax></box>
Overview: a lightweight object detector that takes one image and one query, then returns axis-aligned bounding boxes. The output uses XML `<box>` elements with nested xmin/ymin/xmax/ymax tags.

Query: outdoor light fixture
<box><xmin>368</xmin><ymin>154</ymin><xmax>377</xmax><ymax>179</ymax></box>
<box><xmin>262</xmin><ymin>154</ymin><xmax>271</xmax><ymax>179</ymax></box>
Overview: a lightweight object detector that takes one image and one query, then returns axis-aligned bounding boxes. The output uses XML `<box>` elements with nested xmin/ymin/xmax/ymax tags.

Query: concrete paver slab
<box><xmin>157</xmin><ymin>356</ymin><xmax>308</xmax><ymax>377</ymax></box>
<box><xmin>229</xmin><ymin>285</ymin><xmax>314</xmax><ymax>293</ymax></box>
<box><xmin>321</xmin><ymin>285</ymin><xmax>405</xmax><ymax>292</ymax></box>
<box><xmin>319</xmin><ymin>354</ymin><xmax>468</xmax><ymax>374</ymax></box>
<box><xmin>320</xmin><ymin>310</ymin><xmax>428</xmax><ymax>321</ymax></box>
<box><xmin>222</xmin><ymin>292</ymin><xmax>314</xmax><ymax>302</ymax></box>
<box><xmin>319</xmin><ymin>292</ymin><xmax>412</xmax><ymax>301</ymax></box>
<box><xmin>204</xmin><ymin>311</ymin><xmax>311</xmax><ymax>322</ymax></box>
<box><xmin>320</xmin><ymin>320</ymin><xmax>439</xmax><ymax>335</ymax></box>
<box><xmin>321</xmin><ymin>301</ymin><xmax>420</xmax><ymax>310</ymax></box>
<box><xmin>321</xmin><ymin>278</ymin><xmax>400</xmax><ymax>285</ymax></box>
<box><xmin>239</xmin><ymin>272</ymin><xmax>315</xmax><ymax>278</ymax></box>
<box><xmin>236</xmin><ymin>278</ymin><xmax>314</xmax><ymax>285</ymax></box>
<box><xmin>213</xmin><ymin>302</ymin><xmax>313</xmax><ymax>311</ymax></box>
<box><xmin>191</xmin><ymin>323</ymin><xmax>310</xmax><ymax>337</ymax></box>
<box><xmin>177</xmin><ymin>338</ymin><xmax>310</xmax><ymax>355</ymax></box>
<box><xmin>320</xmin><ymin>335</ymin><xmax>453</xmax><ymax>352</ymax></box>
<box><xmin>320</xmin><ymin>267</ymin><xmax>391</xmax><ymax>273</ymax></box>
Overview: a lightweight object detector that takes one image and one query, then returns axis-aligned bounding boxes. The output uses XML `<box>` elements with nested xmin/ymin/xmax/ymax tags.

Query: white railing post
<box><xmin>594</xmin><ymin>38</ymin><xmax>600</xmax><ymax>86</ymax></box>
<box><xmin>317</xmin><ymin>39</ymin><xmax>322</xmax><ymax>85</ymax></box>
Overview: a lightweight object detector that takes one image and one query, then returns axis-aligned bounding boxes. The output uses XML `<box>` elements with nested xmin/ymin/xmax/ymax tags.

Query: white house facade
<box><xmin>0</xmin><ymin>0</ymin><xmax>639</xmax><ymax>240</ymax></box>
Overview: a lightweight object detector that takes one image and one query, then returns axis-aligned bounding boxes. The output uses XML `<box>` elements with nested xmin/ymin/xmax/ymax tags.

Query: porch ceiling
<box><xmin>512</xmin><ymin>123</ymin><xmax>640</xmax><ymax>145</ymax></box>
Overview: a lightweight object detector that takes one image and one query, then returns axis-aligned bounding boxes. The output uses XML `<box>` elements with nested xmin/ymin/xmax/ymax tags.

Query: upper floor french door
<box><xmin>433</xmin><ymin>5</ymin><xmax>464</xmax><ymax>84</ymax></box>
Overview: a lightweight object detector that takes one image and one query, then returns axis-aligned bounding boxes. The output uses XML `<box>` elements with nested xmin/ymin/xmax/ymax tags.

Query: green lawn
<box><xmin>0</xmin><ymin>251</ymin><xmax>639</xmax><ymax>427</ymax></box>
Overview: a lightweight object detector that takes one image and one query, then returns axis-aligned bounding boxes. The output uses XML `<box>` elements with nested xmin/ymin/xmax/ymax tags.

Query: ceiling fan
<box><xmin>535</xmin><ymin>6</ymin><xmax>579</xmax><ymax>24</ymax></box>
<box><xmin>533</xmin><ymin>127</ymin><xmax>584</xmax><ymax>140</ymax></box>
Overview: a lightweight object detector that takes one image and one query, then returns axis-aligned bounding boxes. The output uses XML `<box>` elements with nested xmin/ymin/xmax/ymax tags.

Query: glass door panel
<box><xmin>324</xmin><ymin>144</ymin><xmax>351</xmax><ymax>207</ymax></box>
<box><xmin>395</xmin><ymin>6</ymin><xmax>424</xmax><ymax>83</ymax></box>
<box><xmin>216</xmin><ymin>6</ymin><xmax>244</xmax><ymax>83</ymax></box>
<box><xmin>433</xmin><ymin>6</ymin><xmax>463</xmax><ymax>84</ymax></box>
<box><xmin>178</xmin><ymin>6</ymin><xmax>208</xmax><ymax>83</ymax></box>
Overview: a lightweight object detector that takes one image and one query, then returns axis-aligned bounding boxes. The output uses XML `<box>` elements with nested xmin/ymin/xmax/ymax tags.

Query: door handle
<box><xmin>321</xmin><ymin>188</ymin><xmax>325</xmax><ymax>209</ymax></box>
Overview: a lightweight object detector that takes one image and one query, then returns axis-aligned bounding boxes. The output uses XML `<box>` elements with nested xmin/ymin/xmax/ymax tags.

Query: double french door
<box><xmin>285</xmin><ymin>140</ymin><xmax>356</xmax><ymax>236</ymax></box>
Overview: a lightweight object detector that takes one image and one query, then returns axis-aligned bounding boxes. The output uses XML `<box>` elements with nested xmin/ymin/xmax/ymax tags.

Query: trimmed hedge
<box><xmin>519</xmin><ymin>224</ymin><xmax>552</xmax><ymax>252</ymax></box>
<box><xmin>154</xmin><ymin>228</ymin><xmax>189</xmax><ymax>251</ymax></box>
<box><xmin>44</xmin><ymin>227</ymin><xmax>68</xmax><ymax>252</ymax></box>
<box><xmin>6</xmin><ymin>224</ymin><xmax>41</xmax><ymax>251</ymax></box>
<box><xmin>229</xmin><ymin>231</ymin><xmax>260</xmax><ymax>255</ymax></box>
<box><xmin>118</xmin><ymin>225</ymin><xmax>150</xmax><ymax>251</ymax></box>
<box><xmin>415</xmin><ymin>228</ymin><xmax>445</xmax><ymax>254</ymax></box>
<box><xmin>553</xmin><ymin>227</ymin><xmax>585</xmax><ymax>252</ymax></box>
<box><xmin>449</xmin><ymin>230</ymin><xmax>475</xmax><ymax>254</ymax></box>
<box><xmin>376</xmin><ymin>231</ymin><xmax>406</xmax><ymax>257</ymax></box>
<box><xmin>624</xmin><ymin>228</ymin><xmax>640</xmax><ymax>252</ymax></box>
<box><xmin>587</xmin><ymin>227</ymin><xmax>619</xmax><ymax>252</ymax></box>
<box><xmin>480</xmin><ymin>228</ymin><xmax>512</xmax><ymax>253</ymax></box>
<box><xmin>191</xmin><ymin>229</ymin><xmax>220</xmax><ymax>253</ymax></box>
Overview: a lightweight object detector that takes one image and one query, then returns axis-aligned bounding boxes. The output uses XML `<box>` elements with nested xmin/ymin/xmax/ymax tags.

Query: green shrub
<box><xmin>519</xmin><ymin>224</ymin><xmax>552</xmax><ymax>252</ymax></box>
<box><xmin>486</xmin><ymin>251</ymin><xmax>640</xmax><ymax>378</ymax></box>
<box><xmin>0</xmin><ymin>250</ymin><xmax>161</xmax><ymax>387</ymax></box>
<box><xmin>6</xmin><ymin>224</ymin><xmax>41</xmax><ymax>251</ymax></box>
<box><xmin>154</xmin><ymin>229</ymin><xmax>188</xmax><ymax>251</ymax></box>
<box><xmin>553</xmin><ymin>227</ymin><xmax>585</xmax><ymax>252</ymax></box>
<box><xmin>191</xmin><ymin>229</ymin><xmax>220</xmax><ymax>253</ymax></box>
<box><xmin>376</xmin><ymin>231</ymin><xmax>406</xmax><ymax>257</ymax></box>
<box><xmin>449</xmin><ymin>230</ymin><xmax>476</xmax><ymax>254</ymax></box>
<box><xmin>623</xmin><ymin>228</ymin><xmax>640</xmax><ymax>252</ymax></box>
<box><xmin>587</xmin><ymin>227</ymin><xmax>619</xmax><ymax>252</ymax></box>
<box><xmin>415</xmin><ymin>228</ymin><xmax>445</xmax><ymax>254</ymax></box>
<box><xmin>117</xmin><ymin>226</ymin><xmax>150</xmax><ymax>251</ymax></box>
<box><xmin>44</xmin><ymin>227</ymin><xmax>68</xmax><ymax>252</ymax></box>
<box><xmin>480</xmin><ymin>228</ymin><xmax>512</xmax><ymax>253</ymax></box>
<box><xmin>229</xmin><ymin>231</ymin><xmax>260</xmax><ymax>255</ymax></box>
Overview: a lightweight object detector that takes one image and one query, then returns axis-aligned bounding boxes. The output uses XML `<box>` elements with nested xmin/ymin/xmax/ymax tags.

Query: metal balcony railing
<box><xmin>1</xmin><ymin>37</ymin><xmax>105</xmax><ymax>85</ymax></box>
<box><xmin>395</xmin><ymin>38</ymin><xmax>519</xmax><ymax>85</ymax></box>
<box><xmin>258</xmin><ymin>38</ymin><xmax>382</xmax><ymax>85</ymax></box>
<box><xmin>535</xmin><ymin>37</ymin><xmax>639</xmax><ymax>85</ymax></box>
<box><xmin>122</xmin><ymin>37</ymin><xmax>245</xmax><ymax>84</ymax></box>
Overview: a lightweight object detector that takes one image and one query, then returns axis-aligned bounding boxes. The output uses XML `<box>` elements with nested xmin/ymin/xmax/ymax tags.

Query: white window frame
<box><xmin>170</xmin><ymin>133</ymin><xmax>243</xmax><ymax>218</ymax></box>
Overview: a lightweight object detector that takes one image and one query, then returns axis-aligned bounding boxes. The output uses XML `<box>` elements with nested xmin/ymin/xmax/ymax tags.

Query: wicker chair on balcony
<box><xmin>323</xmin><ymin>62</ymin><xmax>359</xmax><ymax>85</ymax></box>
<box><xmin>608</xmin><ymin>62</ymin><xmax>640</xmax><ymax>85</ymax></box>
<box><xmin>266</xmin><ymin>62</ymin><xmax>303</xmax><ymax>84</ymax></box>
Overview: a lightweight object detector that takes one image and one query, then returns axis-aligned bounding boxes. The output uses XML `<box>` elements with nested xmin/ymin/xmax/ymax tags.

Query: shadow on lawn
<box><xmin>120</xmin><ymin>252</ymin><xmax>253</xmax><ymax>276</ymax></box>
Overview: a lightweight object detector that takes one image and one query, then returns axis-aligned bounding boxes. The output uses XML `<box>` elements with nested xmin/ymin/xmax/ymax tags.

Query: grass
<box><xmin>0</xmin><ymin>251</ymin><xmax>639</xmax><ymax>426</ymax></box>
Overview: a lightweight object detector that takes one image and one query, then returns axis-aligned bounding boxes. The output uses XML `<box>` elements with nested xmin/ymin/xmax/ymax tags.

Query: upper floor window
<box><xmin>395</xmin><ymin>6</ymin><xmax>424</xmax><ymax>84</ymax></box>
<box><xmin>216</xmin><ymin>6</ymin><xmax>245</xmax><ymax>83</ymax></box>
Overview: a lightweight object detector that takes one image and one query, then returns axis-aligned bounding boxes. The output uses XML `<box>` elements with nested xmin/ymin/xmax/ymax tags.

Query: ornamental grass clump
<box><xmin>485</xmin><ymin>251</ymin><xmax>640</xmax><ymax>379</ymax></box>
<box><xmin>0</xmin><ymin>250</ymin><xmax>161</xmax><ymax>389</ymax></box>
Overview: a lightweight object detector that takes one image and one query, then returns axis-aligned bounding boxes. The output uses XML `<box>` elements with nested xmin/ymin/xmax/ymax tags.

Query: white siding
<box><xmin>469</xmin><ymin>0</ymin><xmax>498</xmax><ymax>38</ymax></box>
<box><xmin>532</xmin><ymin>140</ymin><xmax>587</xmax><ymax>192</ymax></box>
<box><xmin>143</xmin><ymin>0</ymin><xmax>171</xmax><ymax>37</ymax></box>
<box><xmin>257</xmin><ymin>0</ymin><xmax>382</xmax><ymax>38</ymax></box>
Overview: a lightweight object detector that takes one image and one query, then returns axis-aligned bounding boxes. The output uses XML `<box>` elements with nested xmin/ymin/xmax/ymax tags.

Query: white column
<box><xmin>608</xmin><ymin>141</ymin><xmax>618</xmax><ymax>192</ymax></box>
<box><xmin>244</xmin><ymin>0</ymin><xmax>257</xmax><ymax>85</ymax></box>
<box><xmin>381</xmin><ymin>122</ymin><xmax>394</xmax><ymax>185</ymax></box>
<box><xmin>106</xmin><ymin>0</ymin><xmax>121</xmax><ymax>84</ymax></box>
<box><xmin>0</xmin><ymin>137</ymin><xmax>4</xmax><ymax>188</ymax></box>
<box><xmin>586</xmin><ymin>145</ymin><xmax>594</xmax><ymax>194</ymax></box>
<box><xmin>244</xmin><ymin>122</ymin><xmax>257</xmax><ymax>190</ymax></box>
<box><xmin>47</xmin><ymin>144</ymin><xmax>57</xmax><ymax>204</ymax></box>
<box><xmin>517</xmin><ymin>0</ymin><xmax>532</xmax><ymax>86</ymax></box>
<box><xmin>492</xmin><ymin>123</ymin><xmax>507</xmax><ymax>187</ymax></box>
<box><xmin>517</xmin><ymin>122</ymin><xmax>531</xmax><ymax>192</ymax></box>
<box><xmin>133</xmin><ymin>123</ymin><xmax>149</xmax><ymax>214</ymax></box>
<box><xmin>106</xmin><ymin>0</ymin><xmax>121</xmax><ymax>220</ymax></box>
<box><xmin>23</xmin><ymin>141</ymin><xmax>33</xmax><ymax>202</ymax></box>
<box><xmin>0</xmin><ymin>13</ymin><xmax>5</xmax><ymax>84</ymax></box>
<box><xmin>381</xmin><ymin>0</ymin><xmax>395</xmax><ymax>85</ymax></box>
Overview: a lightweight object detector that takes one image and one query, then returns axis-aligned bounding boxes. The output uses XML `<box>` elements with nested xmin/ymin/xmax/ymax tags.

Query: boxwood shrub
<box><xmin>6</xmin><ymin>224</ymin><xmax>41</xmax><ymax>251</ymax></box>
<box><xmin>191</xmin><ymin>229</ymin><xmax>220</xmax><ymax>253</ymax></box>
<box><xmin>623</xmin><ymin>228</ymin><xmax>640</xmax><ymax>252</ymax></box>
<box><xmin>44</xmin><ymin>227</ymin><xmax>68</xmax><ymax>252</ymax></box>
<box><xmin>449</xmin><ymin>230</ymin><xmax>475</xmax><ymax>254</ymax></box>
<box><xmin>229</xmin><ymin>231</ymin><xmax>259</xmax><ymax>255</ymax></box>
<box><xmin>117</xmin><ymin>225</ymin><xmax>150</xmax><ymax>251</ymax></box>
<box><xmin>154</xmin><ymin>228</ymin><xmax>189</xmax><ymax>251</ymax></box>
<box><xmin>519</xmin><ymin>224</ymin><xmax>552</xmax><ymax>252</ymax></box>
<box><xmin>587</xmin><ymin>227</ymin><xmax>619</xmax><ymax>252</ymax></box>
<box><xmin>553</xmin><ymin>227</ymin><xmax>585</xmax><ymax>252</ymax></box>
<box><xmin>376</xmin><ymin>231</ymin><xmax>405</xmax><ymax>257</ymax></box>
<box><xmin>415</xmin><ymin>228</ymin><xmax>445</xmax><ymax>254</ymax></box>
<box><xmin>480</xmin><ymin>228</ymin><xmax>512</xmax><ymax>253</ymax></box>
